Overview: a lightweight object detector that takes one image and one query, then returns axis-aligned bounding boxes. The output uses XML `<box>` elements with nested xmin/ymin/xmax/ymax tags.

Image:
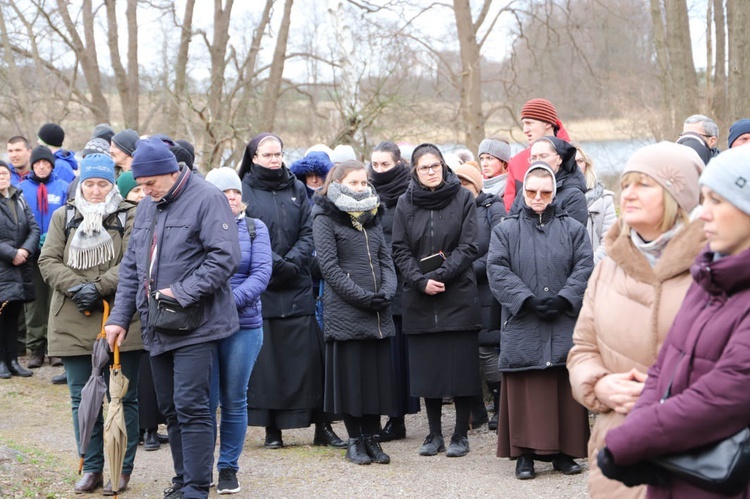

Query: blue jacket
<box><xmin>18</xmin><ymin>176</ymin><xmax>69</xmax><ymax>236</ymax></box>
<box><xmin>107</xmin><ymin>167</ymin><xmax>241</xmax><ymax>355</ymax></box>
<box><xmin>9</xmin><ymin>165</ymin><xmax>30</xmax><ymax>187</ymax></box>
<box><xmin>53</xmin><ymin>150</ymin><xmax>78</xmax><ymax>183</ymax></box>
<box><xmin>232</xmin><ymin>216</ymin><xmax>272</xmax><ymax>329</ymax></box>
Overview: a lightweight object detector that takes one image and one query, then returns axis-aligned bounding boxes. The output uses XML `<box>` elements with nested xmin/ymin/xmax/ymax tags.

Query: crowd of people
<box><xmin>1</xmin><ymin>102</ymin><xmax>749</xmax><ymax>499</ymax></box>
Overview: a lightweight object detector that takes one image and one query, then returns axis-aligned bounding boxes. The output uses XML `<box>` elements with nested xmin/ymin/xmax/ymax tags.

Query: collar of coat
<box><xmin>605</xmin><ymin>217</ymin><xmax>706</xmax><ymax>284</ymax></box>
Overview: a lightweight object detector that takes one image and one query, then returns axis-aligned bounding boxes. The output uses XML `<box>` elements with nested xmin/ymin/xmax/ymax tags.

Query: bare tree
<box><xmin>104</xmin><ymin>0</ymin><xmax>140</xmax><ymax>129</ymax></box>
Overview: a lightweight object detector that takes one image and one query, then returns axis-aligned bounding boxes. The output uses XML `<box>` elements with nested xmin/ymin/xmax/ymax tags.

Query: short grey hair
<box><xmin>684</xmin><ymin>114</ymin><xmax>719</xmax><ymax>139</ymax></box>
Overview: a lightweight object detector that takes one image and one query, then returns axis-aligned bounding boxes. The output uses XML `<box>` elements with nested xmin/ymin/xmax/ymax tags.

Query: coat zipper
<box><xmin>429</xmin><ymin>210</ymin><xmax>438</xmax><ymax>328</ymax></box>
<box><xmin>363</xmin><ymin>227</ymin><xmax>383</xmax><ymax>339</ymax></box>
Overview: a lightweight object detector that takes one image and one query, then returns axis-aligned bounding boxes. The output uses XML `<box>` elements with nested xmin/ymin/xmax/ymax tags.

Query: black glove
<box><xmin>71</xmin><ymin>283</ymin><xmax>103</xmax><ymax>314</ymax></box>
<box><xmin>597</xmin><ymin>446</ymin><xmax>669</xmax><ymax>488</ymax></box>
<box><xmin>370</xmin><ymin>292</ymin><xmax>390</xmax><ymax>311</ymax></box>
<box><xmin>522</xmin><ymin>296</ymin><xmax>546</xmax><ymax>314</ymax></box>
<box><xmin>535</xmin><ymin>296</ymin><xmax>569</xmax><ymax>321</ymax></box>
<box><xmin>273</xmin><ymin>259</ymin><xmax>300</xmax><ymax>282</ymax></box>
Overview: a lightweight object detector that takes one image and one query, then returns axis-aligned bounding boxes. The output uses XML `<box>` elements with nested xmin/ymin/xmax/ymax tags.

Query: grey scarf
<box><xmin>630</xmin><ymin>222</ymin><xmax>683</xmax><ymax>267</ymax></box>
<box><xmin>327</xmin><ymin>181</ymin><xmax>380</xmax><ymax>231</ymax></box>
<box><xmin>68</xmin><ymin>184</ymin><xmax>123</xmax><ymax>269</ymax></box>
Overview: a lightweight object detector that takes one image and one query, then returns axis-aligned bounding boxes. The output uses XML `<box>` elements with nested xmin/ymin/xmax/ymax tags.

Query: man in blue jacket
<box><xmin>105</xmin><ymin>137</ymin><xmax>241</xmax><ymax>499</ymax></box>
<box><xmin>36</xmin><ymin>123</ymin><xmax>78</xmax><ymax>183</ymax></box>
<box><xmin>6</xmin><ymin>136</ymin><xmax>33</xmax><ymax>186</ymax></box>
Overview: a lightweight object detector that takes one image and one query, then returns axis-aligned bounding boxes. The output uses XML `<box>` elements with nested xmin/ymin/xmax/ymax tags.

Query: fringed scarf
<box><xmin>68</xmin><ymin>183</ymin><xmax>123</xmax><ymax>269</ymax></box>
<box><xmin>327</xmin><ymin>181</ymin><xmax>380</xmax><ymax>231</ymax></box>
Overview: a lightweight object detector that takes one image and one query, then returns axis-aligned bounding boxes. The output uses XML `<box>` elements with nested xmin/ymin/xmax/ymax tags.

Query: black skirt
<box><xmin>247</xmin><ymin>315</ymin><xmax>324</xmax><ymax>429</ymax></box>
<box><xmin>389</xmin><ymin>316</ymin><xmax>420</xmax><ymax>416</ymax></box>
<box><xmin>408</xmin><ymin>331</ymin><xmax>481</xmax><ymax>398</ymax></box>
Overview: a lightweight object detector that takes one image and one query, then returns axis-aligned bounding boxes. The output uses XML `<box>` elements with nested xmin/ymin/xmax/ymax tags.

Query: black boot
<box><xmin>363</xmin><ymin>436</ymin><xmax>390</xmax><ymax>464</ymax></box>
<box><xmin>313</xmin><ymin>422</ymin><xmax>347</xmax><ymax>448</ymax></box>
<box><xmin>515</xmin><ymin>454</ymin><xmax>536</xmax><ymax>480</ymax></box>
<box><xmin>377</xmin><ymin>417</ymin><xmax>406</xmax><ymax>442</ymax></box>
<box><xmin>8</xmin><ymin>359</ymin><xmax>33</xmax><ymax>377</ymax></box>
<box><xmin>264</xmin><ymin>426</ymin><xmax>283</xmax><ymax>449</ymax></box>
<box><xmin>488</xmin><ymin>381</ymin><xmax>500</xmax><ymax>431</ymax></box>
<box><xmin>345</xmin><ymin>437</ymin><xmax>371</xmax><ymax>465</ymax></box>
<box><xmin>144</xmin><ymin>427</ymin><xmax>161</xmax><ymax>451</ymax></box>
<box><xmin>0</xmin><ymin>361</ymin><xmax>11</xmax><ymax>379</ymax></box>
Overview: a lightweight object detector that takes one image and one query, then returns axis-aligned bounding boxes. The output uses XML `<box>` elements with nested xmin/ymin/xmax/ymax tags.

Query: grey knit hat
<box><xmin>700</xmin><ymin>146</ymin><xmax>750</xmax><ymax>216</ymax></box>
<box><xmin>478</xmin><ymin>139</ymin><xmax>511</xmax><ymax>163</ymax></box>
<box><xmin>111</xmin><ymin>129</ymin><xmax>140</xmax><ymax>157</ymax></box>
<box><xmin>206</xmin><ymin>166</ymin><xmax>242</xmax><ymax>193</ymax></box>
<box><xmin>82</xmin><ymin>137</ymin><xmax>111</xmax><ymax>158</ymax></box>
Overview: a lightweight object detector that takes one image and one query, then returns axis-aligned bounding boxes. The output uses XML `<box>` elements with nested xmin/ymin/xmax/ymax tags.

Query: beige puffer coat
<box><xmin>39</xmin><ymin>200</ymin><xmax>142</xmax><ymax>357</ymax></box>
<box><xmin>567</xmin><ymin>218</ymin><xmax>705</xmax><ymax>499</ymax></box>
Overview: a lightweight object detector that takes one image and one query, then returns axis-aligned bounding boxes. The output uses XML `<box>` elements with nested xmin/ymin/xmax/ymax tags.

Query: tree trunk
<box><xmin>711</xmin><ymin>0</ymin><xmax>727</xmax><ymax>139</ymax></box>
<box><xmin>104</xmin><ymin>0</ymin><xmax>139</xmax><ymax>129</ymax></box>
<box><xmin>727</xmin><ymin>1</ymin><xmax>750</xmax><ymax>122</ymax></box>
<box><xmin>259</xmin><ymin>0</ymin><xmax>294</xmax><ymax>132</ymax></box>
<box><xmin>0</xmin><ymin>6</ymin><xmax>33</xmax><ymax>136</ymax></box>
<box><xmin>125</xmin><ymin>0</ymin><xmax>139</xmax><ymax>129</ymax></box>
<box><xmin>664</xmin><ymin>0</ymin><xmax>698</xmax><ymax>135</ymax></box>
<box><xmin>453</xmin><ymin>0</ymin><xmax>484</xmax><ymax>152</ymax></box>
<box><xmin>167</xmin><ymin>0</ymin><xmax>196</xmax><ymax>137</ymax></box>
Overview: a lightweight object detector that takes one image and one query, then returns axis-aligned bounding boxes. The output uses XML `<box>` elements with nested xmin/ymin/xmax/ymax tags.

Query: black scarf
<box><xmin>369</xmin><ymin>163</ymin><xmax>410</xmax><ymax>208</ymax></box>
<box><xmin>245</xmin><ymin>163</ymin><xmax>296</xmax><ymax>191</ymax></box>
<box><xmin>407</xmin><ymin>169</ymin><xmax>462</xmax><ymax>210</ymax></box>
<box><xmin>29</xmin><ymin>171</ymin><xmax>52</xmax><ymax>185</ymax></box>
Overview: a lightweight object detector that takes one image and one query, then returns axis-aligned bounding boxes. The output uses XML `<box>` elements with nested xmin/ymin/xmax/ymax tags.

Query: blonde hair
<box><xmin>574</xmin><ymin>144</ymin><xmax>598</xmax><ymax>190</ymax></box>
<box><xmin>620</xmin><ymin>172</ymin><xmax>689</xmax><ymax>233</ymax></box>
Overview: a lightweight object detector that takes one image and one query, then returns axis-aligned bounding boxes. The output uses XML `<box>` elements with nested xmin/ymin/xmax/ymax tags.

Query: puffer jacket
<box><xmin>567</xmin><ymin>218</ymin><xmax>705</xmax><ymax>499</ymax></box>
<box><xmin>53</xmin><ymin>149</ymin><xmax>78</xmax><ymax>183</ymax></box>
<box><xmin>39</xmin><ymin>200</ymin><xmax>143</xmax><ymax>356</ymax></box>
<box><xmin>0</xmin><ymin>187</ymin><xmax>39</xmax><ymax>302</ymax></box>
<box><xmin>231</xmin><ymin>216</ymin><xmax>272</xmax><ymax>330</ymax></box>
<box><xmin>391</xmin><ymin>172</ymin><xmax>481</xmax><ymax>334</ymax></box>
<box><xmin>606</xmin><ymin>246</ymin><xmax>750</xmax><ymax>499</ymax></box>
<box><xmin>473</xmin><ymin>192</ymin><xmax>505</xmax><ymax>345</ymax></box>
<box><xmin>19</xmin><ymin>175</ymin><xmax>69</xmax><ymax>236</ymax></box>
<box><xmin>312</xmin><ymin>195</ymin><xmax>397</xmax><ymax>341</ymax></box>
<box><xmin>107</xmin><ymin>167</ymin><xmax>241</xmax><ymax>355</ymax></box>
<box><xmin>487</xmin><ymin>204</ymin><xmax>593</xmax><ymax>371</ymax></box>
<box><xmin>241</xmin><ymin>163</ymin><xmax>316</xmax><ymax>318</ymax></box>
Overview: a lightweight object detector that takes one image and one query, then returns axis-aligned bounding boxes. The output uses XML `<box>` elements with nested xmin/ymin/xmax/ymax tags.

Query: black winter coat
<box><xmin>487</xmin><ymin>204</ymin><xmax>593</xmax><ymax>371</ymax></box>
<box><xmin>473</xmin><ymin>192</ymin><xmax>505</xmax><ymax>346</ymax></box>
<box><xmin>392</xmin><ymin>174</ymin><xmax>481</xmax><ymax>334</ymax></box>
<box><xmin>242</xmin><ymin>163</ymin><xmax>315</xmax><ymax>318</ymax></box>
<box><xmin>311</xmin><ymin>195</ymin><xmax>397</xmax><ymax>341</ymax></box>
<box><xmin>0</xmin><ymin>187</ymin><xmax>39</xmax><ymax>302</ymax></box>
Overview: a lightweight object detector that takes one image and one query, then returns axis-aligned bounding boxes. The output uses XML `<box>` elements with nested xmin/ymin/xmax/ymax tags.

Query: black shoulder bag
<box><xmin>146</xmin><ymin>210</ymin><xmax>203</xmax><ymax>335</ymax></box>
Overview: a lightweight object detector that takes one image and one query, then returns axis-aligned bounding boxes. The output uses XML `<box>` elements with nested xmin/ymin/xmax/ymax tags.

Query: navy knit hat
<box><xmin>112</xmin><ymin>129</ymin><xmax>139</xmax><ymax>157</ymax></box>
<box><xmin>30</xmin><ymin>146</ymin><xmax>56</xmax><ymax>168</ymax></box>
<box><xmin>290</xmin><ymin>151</ymin><xmax>333</xmax><ymax>180</ymax></box>
<box><xmin>131</xmin><ymin>137</ymin><xmax>179</xmax><ymax>179</ymax></box>
<box><xmin>38</xmin><ymin>123</ymin><xmax>65</xmax><ymax>148</ymax></box>
<box><xmin>80</xmin><ymin>153</ymin><xmax>116</xmax><ymax>184</ymax></box>
<box><xmin>728</xmin><ymin>119</ymin><xmax>750</xmax><ymax>148</ymax></box>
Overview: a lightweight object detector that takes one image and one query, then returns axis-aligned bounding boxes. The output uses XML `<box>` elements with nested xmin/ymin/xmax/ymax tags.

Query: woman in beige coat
<box><xmin>567</xmin><ymin>142</ymin><xmax>705</xmax><ymax>498</ymax></box>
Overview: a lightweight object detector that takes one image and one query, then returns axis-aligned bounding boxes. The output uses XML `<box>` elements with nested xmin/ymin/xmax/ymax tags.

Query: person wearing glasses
<box><xmin>488</xmin><ymin>162</ymin><xmax>593</xmax><ymax>480</ymax></box>
<box><xmin>682</xmin><ymin>114</ymin><xmax>720</xmax><ymax>157</ymax></box>
<box><xmin>567</xmin><ymin>142</ymin><xmax>704</xmax><ymax>498</ymax></box>
<box><xmin>237</xmin><ymin>133</ymin><xmax>345</xmax><ymax>450</ymax></box>
<box><xmin>574</xmin><ymin>145</ymin><xmax>616</xmax><ymax>260</ymax></box>
<box><xmin>391</xmin><ymin>143</ymin><xmax>481</xmax><ymax>459</ymax></box>
<box><xmin>508</xmin><ymin>136</ymin><xmax>588</xmax><ymax>228</ymax></box>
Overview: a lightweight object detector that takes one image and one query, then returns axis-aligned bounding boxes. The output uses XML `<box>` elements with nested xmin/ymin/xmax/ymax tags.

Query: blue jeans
<box><xmin>210</xmin><ymin>327</ymin><xmax>263</xmax><ymax>472</ymax></box>
<box><xmin>63</xmin><ymin>351</ymin><xmax>141</xmax><ymax>474</ymax></box>
<box><xmin>151</xmin><ymin>342</ymin><xmax>217</xmax><ymax>499</ymax></box>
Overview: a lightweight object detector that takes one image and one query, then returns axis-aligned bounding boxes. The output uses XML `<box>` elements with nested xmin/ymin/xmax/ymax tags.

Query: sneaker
<box><xmin>446</xmin><ymin>434</ymin><xmax>470</xmax><ymax>457</ymax></box>
<box><xmin>217</xmin><ymin>468</ymin><xmax>240</xmax><ymax>494</ymax></box>
<box><xmin>418</xmin><ymin>433</ymin><xmax>445</xmax><ymax>456</ymax></box>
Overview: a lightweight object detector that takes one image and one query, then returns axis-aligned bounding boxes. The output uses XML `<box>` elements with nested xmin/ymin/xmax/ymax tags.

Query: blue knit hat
<box><xmin>79</xmin><ymin>153</ymin><xmax>116</xmax><ymax>184</ymax></box>
<box><xmin>728</xmin><ymin>119</ymin><xmax>750</xmax><ymax>148</ymax></box>
<box><xmin>131</xmin><ymin>137</ymin><xmax>179</xmax><ymax>179</ymax></box>
<box><xmin>290</xmin><ymin>151</ymin><xmax>333</xmax><ymax>180</ymax></box>
<box><xmin>700</xmin><ymin>146</ymin><xmax>750</xmax><ymax>216</ymax></box>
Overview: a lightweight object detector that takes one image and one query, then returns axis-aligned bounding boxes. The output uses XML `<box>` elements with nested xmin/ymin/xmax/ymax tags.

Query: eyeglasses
<box><xmin>416</xmin><ymin>163</ymin><xmax>442</xmax><ymax>175</ymax></box>
<box><xmin>258</xmin><ymin>152</ymin><xmax>283</xmax><ymax>160</ymax></box>
<box><xmin>528</xmin><ymin>152</ymin><xmax>558</xmax><ymax>163</ymax></box>
<box><xmin>524</xmin><ymin>189</ymin><xmax>554</xmax><ymax>200</ymax></box>
<box><xmin>680</xmin><ymin>132</ymin><xmax>714</xmax><ymax>139</ymax></box>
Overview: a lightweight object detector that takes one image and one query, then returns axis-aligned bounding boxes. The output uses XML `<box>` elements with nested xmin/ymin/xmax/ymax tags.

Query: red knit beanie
<box><xmin>520</xmin><ymin>98</ymin><xmax>558</xmax><ymax>125</ymax></box>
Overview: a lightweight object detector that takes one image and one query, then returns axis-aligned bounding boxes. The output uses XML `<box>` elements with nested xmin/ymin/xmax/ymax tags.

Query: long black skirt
<box><xmin>389</xmin><ymin>316</ymin><xmax>421</xmax><ymax>416</ymax></box>
<box><xmin>408</xmin><ymin>331</ymin><xmax>482</xmax><ymax>398</ymax></box>
<box><xmin>324</xmin><ymin>337</ymin><xmax>396</xmax><ymax>417</ymax></box>
<box><xmin>247</xmin><ymin>315</ymin><xmax>324</xmax><ymax>429</ymax></box>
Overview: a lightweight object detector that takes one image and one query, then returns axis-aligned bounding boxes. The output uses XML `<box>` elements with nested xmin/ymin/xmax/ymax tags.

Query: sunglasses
<box><xmin>524</xmin><ymin>189</ymin><xmax>554</xmax><ymax>200</ymax></box>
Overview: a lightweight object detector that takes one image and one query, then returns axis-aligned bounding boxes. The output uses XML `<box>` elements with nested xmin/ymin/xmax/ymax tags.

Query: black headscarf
<box><xmin>237</xmin><ymin>133</ymin><xmax>284</xmax><ymax>180</ymax></box>
<box><xmin>406</xmin><ymin>143</ymin><xmax>461</xmax><ymax>210</ymax></box>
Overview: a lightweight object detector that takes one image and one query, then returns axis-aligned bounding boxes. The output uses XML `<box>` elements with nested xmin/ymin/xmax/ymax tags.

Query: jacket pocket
<box><xmin>51</xmin><ymin>292</ymin><xmax>65</xmax><ymax>316</ymax></box>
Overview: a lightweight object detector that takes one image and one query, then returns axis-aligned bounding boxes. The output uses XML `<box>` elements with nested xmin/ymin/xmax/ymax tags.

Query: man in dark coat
<box><xmin>105</xmin><ymin>137</ymin><xmax>240</xmax><ymax>499</ymax></box>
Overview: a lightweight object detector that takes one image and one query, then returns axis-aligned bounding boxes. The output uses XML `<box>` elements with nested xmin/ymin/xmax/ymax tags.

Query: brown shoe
<box><xmin>49</xmin><ymin>356</ymin><xmax>63</xmax><ymax>367</ymax></box>
<box><xmin>26</xmin><ymin>349</ymin><xmax>44</xmax><ymax>369</ymax></box>
<box><xmin>74</xmin><ymin>472</ymin><xmax>103</xmax><ymax>494</ymax></box>
<box><xmin>103</xmin><ymin>474</ymin><xmax>130</xmax><ymax>496</ymax></box>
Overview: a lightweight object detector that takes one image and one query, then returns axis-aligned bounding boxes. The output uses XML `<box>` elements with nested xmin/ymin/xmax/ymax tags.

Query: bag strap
<box><xmin>246</xmin><ymin>217</ymin><xmax>256</xmax><ymax>241</ymax></box>
<box><xmin>146</xmin><ymin>210</ymin><xmax>160</xmax><ymax>295</ymax></box>
<box><xmin>64</xmin><ymin>205</ymin><xmax>128</xmax><ymax>238</ymax></box>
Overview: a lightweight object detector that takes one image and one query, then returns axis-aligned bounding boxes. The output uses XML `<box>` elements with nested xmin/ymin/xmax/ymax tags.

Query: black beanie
<box><xmin>30</xmin><ymin>146</ymin><xmax>56</xmax><ymax>168</ymax></box>
<box><xmin>169</xmin><ymin>144</ymin><xmax>194</xmax><ymax>169</ymax></box>
<box><xmin>175</xmin><ymin>140</ymin><xmax>195</xmax><ymax>162</ymax></box>
<box><xmin>38</xmin><ymin>123</ymin><xmax>65</xmax><ymax>147</ymax></box>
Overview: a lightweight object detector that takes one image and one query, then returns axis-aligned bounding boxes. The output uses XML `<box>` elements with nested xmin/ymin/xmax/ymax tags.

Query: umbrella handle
<box><xmin>114</xmin><ymin>341</ymin><xmax>120</xmax><ymax>366</ymax></box>
<box><xmin>78</xmin><ymin>457</ymin><xmax>83</xmax><ymax>474</ymax></box>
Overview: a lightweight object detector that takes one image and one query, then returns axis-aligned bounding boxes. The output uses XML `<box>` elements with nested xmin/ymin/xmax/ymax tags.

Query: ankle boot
<box><xmin>26</xmin><ymin>347</ymin><xmax>44</xmax><ymax>369</ymax></box>
<box><xmin>313</xmin><ymin>422</ymin><xmax>347</xmax><ymax>448</ymax></box>
<box><xmin>377</xmin><ymin>417</ymin><xmax>406</xmax><ymax>442</ymax></box>
<box><xmin>345</xmin><ymin>437</ymin><xmax>371</xmax><ymax>465</ymax></box>
<box><xmin>264</xmin><ymin>426</ymin><xmax>283</xmax><ymax>449</ymax></box>
<box><xmin>0</xmin><ymin>361</ymin><xmax>11</xmax><ymax>379</ymax></box>
<box><xmin>363</xmin><ymin>435</ymin><xmax>390</xmax><ymax>464</ymax></box>
<box><xmin>8</xmin><ymin>359</ymin><xmax>33</xmax><ymax>377</ymax></box>
<box><xmin>488</xmin><ymin>381</ymin><xmax>500</xmax><ymax>431</ymax></box>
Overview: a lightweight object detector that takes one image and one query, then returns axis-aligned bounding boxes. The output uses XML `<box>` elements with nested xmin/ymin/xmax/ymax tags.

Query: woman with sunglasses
<box><xmin>488</xmin><ymin>162</ymin><xmax>593</xmax><ymax>480</ymax></box>
<box><xmin>391</xmin><ymin>143</ymin><xmax>481</xmax><ymax>458</ymax></box>
<box><xmin>567</xmin><ymin>142</ymin><xmax>704</xmax><ymax>498</ymax></box>
<box><xmin>509</xmin><ymin>137</ymin><xmax>588</xmax><ymax>227</ymax></box>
